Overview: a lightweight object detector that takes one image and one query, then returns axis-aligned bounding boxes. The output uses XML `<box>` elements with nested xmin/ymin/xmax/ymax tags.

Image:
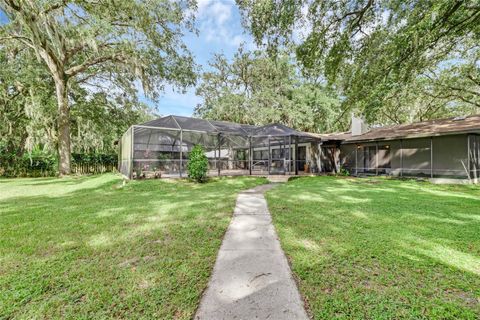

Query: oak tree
<box><xmin>0</xmin><ymin>0</ymin><xmax>196</xmax><ymax>174</ymax></box>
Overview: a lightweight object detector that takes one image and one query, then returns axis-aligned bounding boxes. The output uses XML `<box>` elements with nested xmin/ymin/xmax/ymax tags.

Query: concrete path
<box><xmin>195</xmin><ymin>184</ymin><xmax>309</xmax><ymax>320</ymax></box>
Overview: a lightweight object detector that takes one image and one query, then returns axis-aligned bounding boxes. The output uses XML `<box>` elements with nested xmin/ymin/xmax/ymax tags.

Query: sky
<box><xmin>0</xmin><ymin>9</ymin><xmax>7</xmax><ymax>23</ymax></box>
<box><xmin>142</xmin><ymin>0</ymin><xmax>255</xmax><ymax>117</ymax></box>
<box><xmin>0</xmin><ymin>1</ymin><xmax>254</xmax><ymax>117</ymax></box>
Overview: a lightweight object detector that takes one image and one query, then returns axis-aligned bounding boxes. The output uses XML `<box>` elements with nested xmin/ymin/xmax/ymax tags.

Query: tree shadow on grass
<box><xmin>265</xmin><ymin>176</ymin><xmax>480</xmax><ymax>318</ymax></box>
<box><xmin>0</xmin><ymin>175</ymin><xmax>266</xmax><ymax>319</ymax></box>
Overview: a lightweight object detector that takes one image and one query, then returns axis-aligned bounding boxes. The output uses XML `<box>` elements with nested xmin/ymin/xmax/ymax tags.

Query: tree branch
<box><xmin>41</xmin><ymin>0</ymin><xmax>67</xmax><ymax>15</ymax></box>
<box><xmin>0</xmin><ymin>35</ymin><xmax>35</xmax><ymax>49</ymax></box>
<box><xmin>65</xmin><ymin>54</ymin><xmax>127</xmax><ymax>77</ymax></box>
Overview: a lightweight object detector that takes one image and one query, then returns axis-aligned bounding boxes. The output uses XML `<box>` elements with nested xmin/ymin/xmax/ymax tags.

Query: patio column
<box><xmin>283</xmin><ymin>136</ymin><xmax>287</xmax><ymax>175</ymax></box>
<box><xmin>268</xmin><ymin>135</ymin><xmax>271</xmax><ymax>175</ymax></box>
<box><xmin>294</xmin><ymin>136</ymin><xmax>298</xmax><ymax>175</ymax></box>
<box><xmin>430</xmin><ymin>137</ymin><xmax>433</xmax><ymax>178</ymax></box>
<box><xmin>218</xmin><ymin>133</ymin><xmax>221</xmax><ymax>176</ymax></box>
<box><xmin>467</xmin><ymin>134</ymin><xmax>471</xmax><ymax>180</ymax></box>
<box><xmin>179</xmin><ymin>129</ymin><xmax>183</xmax><ymax>178</ymax></box>
<box><xmin>400</xmin><ymin>139</ymin><xmax>403</xmax><ymax>177</ymax></box>
<box><xmin>288</xmin><ymin>135</ymin><xmax>292</xmax><ymax>175</ymax></box>
<box><xmin>375</xmin><ymin>142</ymin><xmax>379</xmax><ymax>176</ymax></box>
<box><xmin>319</xmin><ymin>142</ymin><xmax>322</xmax><ymax>173</ymax></box>
<box><xmin>355</xmin><ymin>144</ymin><xmax>358</xmax><ymax>176</ymax></box>
<box><xmin>475</xmin><ymin>135</ymin><xmax>478</xmax><ymax>180</ymax></box>
<box><xmin>249</xmin><ymin>136</ymin><xmax>252</xmax><ymax>176</ymax></box>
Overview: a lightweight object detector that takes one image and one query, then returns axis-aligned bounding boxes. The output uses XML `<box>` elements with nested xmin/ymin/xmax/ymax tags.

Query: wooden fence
<box><xmin>71</xmin><ymin>161</ymin><xmax>118</xmax><ymax>175</ymax></box>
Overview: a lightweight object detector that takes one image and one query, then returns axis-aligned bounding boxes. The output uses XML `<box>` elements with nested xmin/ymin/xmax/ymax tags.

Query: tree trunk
<box><xmin>55</xmin><ymin>78</ymin><xmax>71</xmax><ymax>176</ymax></box>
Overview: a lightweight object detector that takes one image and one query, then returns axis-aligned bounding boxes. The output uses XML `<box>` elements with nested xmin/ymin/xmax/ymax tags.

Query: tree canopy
<box><xmin>0</xmin><ymin>0</ymin><xmax>196</xmax><ymax>174</ymax></box>
<box><xmin>0</xmin><ymin>41</ymin><xmax>151</xmax><ymax>175</ymax></box>
<box><xmin>1</xmin><ymin>1</ymin><xmax>479</xmax><ymax>176</ymax></box>
<box><xmin>195</xmin><ymin>47</ymin><xmax>343</xmax><ymax>132</ymax></box>
<box><xmin>237</xmin><ymin>0</ymin><xmax>480</xmax><ymax>124</ymax></box>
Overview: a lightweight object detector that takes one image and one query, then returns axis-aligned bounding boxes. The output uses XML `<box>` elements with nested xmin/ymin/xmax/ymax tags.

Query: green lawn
<box><xmin>0</xmin><ymin>174</ymin><xmax>266</xmax><ymax>319</ymax></box>
<box><xmin>266</xmin><ymin>176</ymin><xmax>480</xmax><ymax>319</ymax></box>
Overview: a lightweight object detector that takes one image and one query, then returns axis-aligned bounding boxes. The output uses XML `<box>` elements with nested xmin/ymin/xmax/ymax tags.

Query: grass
<box><xmin>266</xmin><ymin>176</ymin><xmax>480</xmax><ymax>319</ymax></box>
<box><xmin>0</xmin><ymin>174</ymin><xmax>266</xmax><ymax>319</ymax></box>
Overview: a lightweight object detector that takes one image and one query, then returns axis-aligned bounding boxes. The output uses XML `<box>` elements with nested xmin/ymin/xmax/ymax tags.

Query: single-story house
<box><xmin>119</xmin><ymin>114</ymin><xmax>480</xmax><ymax>183</ymax></box>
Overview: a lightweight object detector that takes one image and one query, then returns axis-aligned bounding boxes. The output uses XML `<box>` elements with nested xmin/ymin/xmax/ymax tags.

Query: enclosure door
<box><xmin>268</xmin><ymin>137</ymin><xmax>290</xmax><ymax>174</ymax></box>
<box><xmin>297</xmin><ymin>146</ymin><xmax>306</xmax><ymax>171</ymax></box>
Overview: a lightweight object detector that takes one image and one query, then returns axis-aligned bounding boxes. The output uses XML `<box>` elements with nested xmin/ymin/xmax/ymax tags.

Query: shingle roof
<box><xmin>330</xmin><ymin>114</ymin><xmax>480</xmax><ymax>143</ymax></box>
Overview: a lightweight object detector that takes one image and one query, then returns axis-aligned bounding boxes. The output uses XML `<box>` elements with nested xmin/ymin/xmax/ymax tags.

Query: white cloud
<box><xmin>156</xmin><ymin>86</ymin><xmax>201</xmax><ymax>116</ymax></box>
<box><xmin>292</xmin><ymin>3</ymin><xmax>312</xmax><ymax>44</ymax></box>
<box><xmin>210</xmin><ymin>1</ymin><xmax>232</xmax><ymax>24</ymax></box>
<box><xmin>195</xmin><ymin>0</ymin><xmax>248</xmax><ymax>47</ymax></box>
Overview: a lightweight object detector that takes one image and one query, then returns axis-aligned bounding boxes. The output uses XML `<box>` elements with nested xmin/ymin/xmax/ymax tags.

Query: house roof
<box><xmin>250</xmin><ymin>123</ymin><xmax>314</xmax><ymax>137</ymax></box>
<box><xmin>138</xmin><ymin>115</ymin><xmax>317</xmax><ymax>138</ymax></box>
<box><xmin>321</xmin><ymin>114</ymin><xmax>480</xmax><ymax>143</ymax></box>
<box><xmin>313</xmin><ymin>131</ymin><xmax>351</xmax><ymax>141</ymax></box>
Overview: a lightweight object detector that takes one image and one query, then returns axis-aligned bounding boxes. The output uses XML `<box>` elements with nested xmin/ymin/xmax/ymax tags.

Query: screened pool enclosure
<box><xmin>119</xmin><ymin>115</ymin><xmax>321</xmax><ymax>179</ymax></box>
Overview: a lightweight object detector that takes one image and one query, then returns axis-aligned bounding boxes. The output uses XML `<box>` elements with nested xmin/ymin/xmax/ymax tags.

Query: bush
<box><xmin>338</xmin><ymin>166</ymin><xmax>350</xmax><ymax>176</ymax></box>
<box><xmin>187</xmin><ymin>145</ymin><xmax>208</xmax><ymax>182</ymax></box>
<box><xmin>0</xmin><ymin>144</ymin><xmax>57</xmax><ymax>177</ymax></box>
<box><xmin>0</xmin><ymin>145</ymin><xmax>118</xmax><ymax>177</ymax></box>
<box><xmin>71</xmin><ymin>153</ymin><xmax>117</xmax><ymax>165</ymax></box>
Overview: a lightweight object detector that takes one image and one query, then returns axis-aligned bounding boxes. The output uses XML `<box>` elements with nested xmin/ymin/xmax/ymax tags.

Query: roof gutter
<box><xmin>341</xmin><ymin>129</ymin><xmax>480</xmax><ymax>144</ymax></box>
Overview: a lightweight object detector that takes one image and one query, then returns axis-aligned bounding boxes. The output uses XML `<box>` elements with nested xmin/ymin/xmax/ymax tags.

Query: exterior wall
<box><xmin>389</xmin><ymin>140</ymin><xmax>402</xmax><ymax>175</ymax></box>
<box><xmin>432</xmin><ymin>135</ymin><xmax>468</xmax><ymax>177</ymax></box>
<box><xmin>320</xmin><ymin>145</ymin><xmax>340</xmax><ymax>173</ymax></box>
<box><xmin>340</xmin><ymin>144</ymin><xmax>355</xmax><ymax>171</ymax></box>
<box><xmin>401</xmin><ymin>137</ymin><xmax>431</xmax><ymax>176</ymax></box>
<box><xmin>338</xmin><ymin>134</ymin><xmax>470</xmax><ymax>178</ymax></box>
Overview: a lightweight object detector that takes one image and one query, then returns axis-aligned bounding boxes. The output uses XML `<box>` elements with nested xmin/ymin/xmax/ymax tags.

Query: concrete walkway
<box><xmin>195</xmin><ymin>184</ymin><xmax>309</xmax><ymax>320</ymax></box>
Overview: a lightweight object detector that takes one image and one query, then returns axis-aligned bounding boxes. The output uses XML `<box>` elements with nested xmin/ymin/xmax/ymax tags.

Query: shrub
<box><xmin>0</xmin><ymin>144</ymin><xmax>57</xmax><ymax>177</ymax></box>
<box><xmin>187</xmin><ymin>145</ymin><xmax>208</xmax><ymax>182</ymax></box>
<box><xmin>338</xmin><ymin>166</ymin><xmax>350</xmax><ymax>176</ymax></box>
<box><xmin>0</xmin><ymin>146</ymin><xmax>118</xmax><ymax>177</ymax></box>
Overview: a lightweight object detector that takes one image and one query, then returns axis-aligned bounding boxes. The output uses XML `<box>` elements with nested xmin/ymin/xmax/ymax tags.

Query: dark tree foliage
<box><xmin>195</xmin><ymin>47</ymin><xmax>343</xmax><ymax>132</ymax></box>
<box><xmin>238</xmin><ymin>0</ymin><xmax>480</xmax><ymax>125</ymax></box>
<box><xmin>1</xmin><ymin>0</ymin><xmax>196</xmax><ymax>174</ymax></box>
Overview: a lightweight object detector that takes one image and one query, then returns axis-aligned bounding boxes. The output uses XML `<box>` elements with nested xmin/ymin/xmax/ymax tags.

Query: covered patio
<box><xmin>119</xmin><ymin>115</ymin><xmax>322</xmax><ymax>179</ymax></box>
